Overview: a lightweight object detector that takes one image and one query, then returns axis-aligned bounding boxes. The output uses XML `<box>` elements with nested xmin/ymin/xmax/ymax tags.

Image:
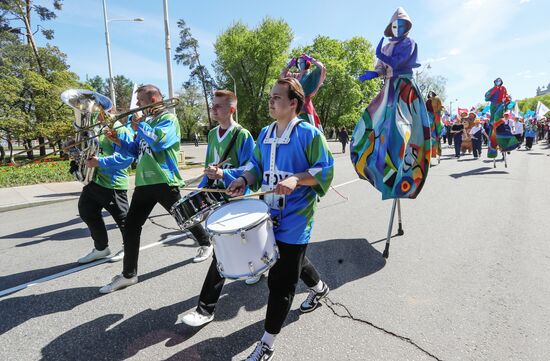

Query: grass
<box><xmin>0</xmin><ymin>159</ymin><xmax>74</xmax><ymax>188</ymax></box>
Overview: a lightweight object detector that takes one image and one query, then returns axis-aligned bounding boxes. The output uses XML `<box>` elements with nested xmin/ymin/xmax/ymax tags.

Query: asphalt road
<box><xmin>1</xmin><ymin>141</ymin><xmax>549</xmax><ymax>361</ymax></box>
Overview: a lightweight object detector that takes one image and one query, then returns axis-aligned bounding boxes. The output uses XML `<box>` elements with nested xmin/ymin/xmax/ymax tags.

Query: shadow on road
<box><xmin>36</xmin><ymin>238</ymin><xmax>384</xmax><ymax>360</ymax></box>
<box><xmin>449</xmin><ymin>167</ymin><xmax>508</xmax><ymax>179</ymax></box>
<box><xmin>0</xmin><ymin>216</ymin><xmax>82</xmax><ymax>240</ymax></box>
<box><xmin>36</xmin><ymin>192</ymin><xmax>81</xmax><ymax>198</ymax></box>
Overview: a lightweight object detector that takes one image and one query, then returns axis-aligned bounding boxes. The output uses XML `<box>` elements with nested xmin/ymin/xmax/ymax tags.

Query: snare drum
<box><xmin>170</xmin><ymin>191</ymin><xmax>228</xmax><ymax>230</ymax></box>
<box><xmin>205</xmin><ymin>199</ymin><xmax>279</xmax><ymax>280</ymax></box>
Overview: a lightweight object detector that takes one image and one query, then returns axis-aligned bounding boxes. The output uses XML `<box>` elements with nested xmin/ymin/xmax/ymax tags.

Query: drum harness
<box><xmin>262</xmin><ymin>118</ymin><xmax>303</xmax><ymax>228</ymax></box>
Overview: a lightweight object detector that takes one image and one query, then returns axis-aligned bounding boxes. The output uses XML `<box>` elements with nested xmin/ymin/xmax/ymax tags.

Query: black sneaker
<box><xmin>244</xmin><ymin>341</ymin><xmax>274</xmax><ymax>361</ymax></box>
<box><xmin>300</xmin><ymin>282</ymin><xmax>329</xmax><ymax>313</ymax></box>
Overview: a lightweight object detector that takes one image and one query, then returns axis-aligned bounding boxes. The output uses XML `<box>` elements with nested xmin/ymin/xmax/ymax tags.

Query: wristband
<box><xmin>238</xmin><ymin>175</ymin><xmax>248</xmax><ymax>186</ymax></box>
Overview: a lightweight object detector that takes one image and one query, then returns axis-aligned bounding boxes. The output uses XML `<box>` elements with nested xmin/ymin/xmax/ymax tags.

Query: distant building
<box><xmin>536</xmin><ymin>83</ymin><xmax>550</xmax><ymax>96</ymax></box>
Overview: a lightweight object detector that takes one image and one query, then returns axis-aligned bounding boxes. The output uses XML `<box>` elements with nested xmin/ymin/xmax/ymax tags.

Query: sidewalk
<box><xmin>0</xmin><ymin>141</ymin><xmax>345</xmax><ymax>213</ymax></box>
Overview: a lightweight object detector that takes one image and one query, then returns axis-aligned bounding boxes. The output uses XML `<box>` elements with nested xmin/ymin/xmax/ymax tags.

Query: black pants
<box><xmin>472</xmin><ymin>138</ymin><xmax>482</xmax><ymax>157</ymax></box>
<box><xmin>122</xmin><ymin>184</ymin><xmax>210</xmax><ymax>278</ymax></box>
<box><xmin>78</xmin><ymin>181</ymin><xmax>128</xmax><ymax>251</ymax></box>
<box><xmin>196</xmin><ymin>241</ymin><xmax>320</xmax><ymax>334</ymax></box>
<box><xmin>340</xmin><ymin>141</ymin><xmax>347</xmax><ymax>153</ymax></box>
<box><xmin>453</xmin><ymin>135</ymin><xmax>462</xmax><ymax>157</ymax></box>
<box><xmin>526</xmin><ymin>137</ymin><xmax>534</xmax><ymax>149</ymax></box>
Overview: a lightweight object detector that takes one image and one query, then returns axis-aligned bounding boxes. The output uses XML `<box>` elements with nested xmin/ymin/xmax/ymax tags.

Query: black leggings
<box><xmin>78</xmin><ymin>181</ymin><xmax>128</xmax><ymax>251</ymax></box>
<box><xmin>122</xmin><ymin>184</ymin><xmax>210</xmax><ymax>278</ymax></box>
<box><xmin>196</xmin><ymin>241</ymin><xmax>321</xmax><ymax>335</ymax></box>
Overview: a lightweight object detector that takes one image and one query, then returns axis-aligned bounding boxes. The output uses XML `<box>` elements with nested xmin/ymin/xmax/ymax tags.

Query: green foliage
<box><xmin>517</xmin><ymin>93</ymin><xmax>550</xmax><ymax>115</ymax></box>
<box><xmin>0</xmin><ymin>160</ymin><xmax>73</xmax><ymax>188</ymax></box>
<box><xmin>176</xmin><ymin>84</ymin><xmax>208</xmax><ymax>140</ymax></box>
<box><xmin>214</xmin><ymin>17</ymin><xmax>293</xmax><ymax>134</ymax></box>
<box><xmin>174</xmin><ymin>19</ymin><xmax>215</xmax><ymax>128</ymax></box>
<box><xmin>292</xmin><ymin>36</ymin><xmax>380</xmax><ymax>131</ymax></box>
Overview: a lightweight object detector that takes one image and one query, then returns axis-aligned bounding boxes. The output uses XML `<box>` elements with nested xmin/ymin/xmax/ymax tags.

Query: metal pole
<box><xmin>382</xmin><ymin>198</ymin><xmax>398</xmax><ymax>259</ymax></box>
<box><xmin>397</xmin><ymin>199</ymin><xmax>404</xmax><ymax>235</ymax></box>
<box><xmin>102</xmin><ymin>0</ymin><xmax>117</xmax><ymax>111</ymax></box>
<box><xmin>227</xmin><ymin>71</ymin><xmax>238</xmax><ymax>122</ymax></box>
<box><xmin>162</xmin><ymin>0</ymin><xmax>175</xmax><ymax>109</ymax></box>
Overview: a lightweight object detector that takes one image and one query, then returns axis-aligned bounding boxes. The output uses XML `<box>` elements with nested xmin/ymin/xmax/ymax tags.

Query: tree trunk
<box><xmin>24</xmin><ymin>139</ymin><xmax>34</xmax><ymax>159</ymax></box>
<box><xmin>38</xmin><ymin>136</ymin><xmax>46</xmax><ymax>156</ymax></box>
<box><xmin>22</xmin><ymin>0</ymin><xmax>45</xmax><ymax>75</ymax></box>
<box><xmin>0</xmin><ymin>146</ymin><xmax>5</xmax><ymax>163</ymax></box>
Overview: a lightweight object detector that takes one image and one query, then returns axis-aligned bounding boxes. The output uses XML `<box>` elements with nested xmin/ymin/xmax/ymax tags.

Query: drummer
<box><xmin>191</xmin><ymin>90</ymin><xmax>255</xmax><ymax>265</ymax></box>
<box><xmin>182</xmin><ymin>78</ymin><xmax>334</xmax><ymax>361</ymax></box>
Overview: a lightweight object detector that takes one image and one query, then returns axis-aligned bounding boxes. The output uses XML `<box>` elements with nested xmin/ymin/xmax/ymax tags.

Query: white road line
<box><xmin>332</xmin><ymin>178</ymin><xmax>360</xmax><ymax>189</ymax></box>
<box><xmin>0</xmin><ymin>177</ymin><xmax>362</xmax><ymax>298</ymax></box>
<box><xmin>0</xmin><ymin>232</ymin><xmax>190</xmax><ymax>298</ymax></box>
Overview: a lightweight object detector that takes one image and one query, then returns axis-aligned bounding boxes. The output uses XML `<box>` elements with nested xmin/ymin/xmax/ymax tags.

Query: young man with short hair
<box><xmin>100</xmin><ymin>84</ymin><xmax>211</xmax><ymax>293</ymax></box>
<box><xmin>183</xmin><ymin>78</ymin><xmax>334</xmax><ymax>361</ymax></box>
<box><xmin>191</xmin><ymin>90</ymin><xmax>255</xmax><ymax>265</ymax></box>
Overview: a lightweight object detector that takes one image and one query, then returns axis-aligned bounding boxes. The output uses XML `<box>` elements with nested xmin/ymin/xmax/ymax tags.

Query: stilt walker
<box><xmin>351</xmin><ymin>7</ymin><xmax>431</xmax><ymax>258</ymax></box>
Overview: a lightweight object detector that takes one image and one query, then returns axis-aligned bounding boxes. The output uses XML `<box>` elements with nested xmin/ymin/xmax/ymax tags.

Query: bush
<box><xmin>0</xmin><ymin>159</ymin><xmax>74</xmax><ymax>188</ymax></box>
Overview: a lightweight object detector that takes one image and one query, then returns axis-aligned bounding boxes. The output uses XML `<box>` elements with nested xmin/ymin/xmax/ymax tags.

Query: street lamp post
<box><xmin>162</xmin><ymin>0</ymin><xmax>175</xmax><ymax>106</ymax></box>
<box><xmin>226</xmin><ymin>70</ymin><xmax>238</xmax><ymax>122</ymax></box>
<box><xmin>101</xmin><ymin>0</ymin><xmax>144</xmax><ymax>111</ymax></box>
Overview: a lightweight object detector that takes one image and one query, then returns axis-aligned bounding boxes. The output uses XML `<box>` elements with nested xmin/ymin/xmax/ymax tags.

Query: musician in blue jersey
<box><xmin>181</xmin><ymin>77</ymin><xmax>334</xmax><ymax>361</ymax></box>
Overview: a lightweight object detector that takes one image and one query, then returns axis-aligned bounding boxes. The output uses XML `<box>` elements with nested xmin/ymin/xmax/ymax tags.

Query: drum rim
<box><xmin>205</xmin><ymin>199</ymin><xmax>271</xmax><ymax>234</ymax></box>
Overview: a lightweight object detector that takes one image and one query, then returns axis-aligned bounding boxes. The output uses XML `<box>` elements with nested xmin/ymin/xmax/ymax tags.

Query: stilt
<box><xmin>382</xmin><ymin>199</ymin><xmax>398</xmax><ymax>259</ymax></box>
<box><xmin>503</xmin><ymin>151</ymin><xmax>508</xmax><ymax>168</ymax></box>
<box><xmin>397</xmin><ymin>199</ymin><xmax>404</xmax><ymax>235</ymax></box>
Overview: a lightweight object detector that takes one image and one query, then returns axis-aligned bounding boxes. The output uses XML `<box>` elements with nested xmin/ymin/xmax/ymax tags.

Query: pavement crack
<box><xmin>323</xmin><ymin>296</ymin><xmax>444</xmax><ymax>361</ymax></box>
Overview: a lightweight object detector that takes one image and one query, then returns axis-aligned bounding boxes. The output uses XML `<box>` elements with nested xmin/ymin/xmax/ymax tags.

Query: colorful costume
<box><xmin>351</xmin><ymin>7</ymin><xmax>431</xmax><ymax>200</ymax></box>
<box><xmin>484</xmin><ymin>78</ymin><xmax>518</xmax><ymax>158</ymax></box>
<box><xmin>281</xmin><ymin>55</ymin><xmax>326</xmax><ymax>131</ymax></box>
<box><xmin>426</xmin><ymin>92</ymin><xmax>443</xmax><ymax>158</ymax></box>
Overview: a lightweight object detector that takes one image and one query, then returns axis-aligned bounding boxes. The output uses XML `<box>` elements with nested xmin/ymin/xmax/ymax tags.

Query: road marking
<box><xmin>332</xmin><ymin>178</ymin><xmax>360</xmax><ymax>189</ymax></box>
<box><xmin>0</xmin><ymin>232</ymin><xmax>190</xmax><ymax>298</ymax></box>
<box><xmin>0</xmin><ymin>177</ymin><xmax>362</xmax><ymax>298</ymax></box>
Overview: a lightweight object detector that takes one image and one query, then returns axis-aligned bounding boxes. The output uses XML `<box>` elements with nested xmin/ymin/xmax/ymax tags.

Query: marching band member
<box><xmin>183</xmin><ymin>78</ymin><xmax>334</xmax><ymax>361</ymax></box>
<box><xmin>76</xmin><ymin>113</ymin><xmax>134</xmax><ymax>264</ymax></box>
<box><xmin>191</xmin><ymin>90</ymin><xmax>256</xmax><ymax>269</ymax></box>
<box><xmin>99</xmin><ymin>84</ymin><xmax>211</xmax><ymax>293</ymax></box>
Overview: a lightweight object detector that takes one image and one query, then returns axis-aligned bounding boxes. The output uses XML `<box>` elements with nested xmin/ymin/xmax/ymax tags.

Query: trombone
<box><xmin>13</xmin><ymin>89</ymin><xmax>179</xmax><ymax>166</ymax></box>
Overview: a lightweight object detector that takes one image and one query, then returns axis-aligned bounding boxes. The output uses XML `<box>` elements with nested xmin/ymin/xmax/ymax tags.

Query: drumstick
<box><xmin>181</xmin><ymin>187</ymin><xmax>228</xmax><ymax>193</ymax></box>
<box><xmin>228</xmin><ymin>190</ymin><xmax>276</xmax><ymax>201</ymax></box>
<box><xmin>184</xmin><ymin>158</ymin><xmax>232</xmax><ymax>185</ymax></box>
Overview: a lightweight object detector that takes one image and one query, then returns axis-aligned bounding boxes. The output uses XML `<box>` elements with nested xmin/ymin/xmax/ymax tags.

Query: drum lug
<box><xmin>240</xmin><ymin>230</ymin><xmax>246</xmax><ymax>244</ymax></box>
<box><xmin>261</xmin><ymin>252</ymin><xmax>269</xmax><ymax>264</ymax></box>
<box><xmin>217</xmin><ymin>262</ymin><xmax>224</xmax><ymax>274</ymax></box>
<box><xmin>248</xmin><ymin>261</ymin><xmax>255</xmax><ymax>274</ymax></box>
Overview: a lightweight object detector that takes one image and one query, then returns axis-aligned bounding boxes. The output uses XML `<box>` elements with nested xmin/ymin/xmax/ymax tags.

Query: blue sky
<box><xmin>32</xmin><ymin>0</ymin><xmax>550</xmax><ymax>110</ymax></box>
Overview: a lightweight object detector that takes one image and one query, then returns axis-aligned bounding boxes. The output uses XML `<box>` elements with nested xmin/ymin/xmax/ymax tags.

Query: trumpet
<box><xmin>14</xmin><ymin>89</ymin><xmax>180</xmax><ymax>170</ymax></box>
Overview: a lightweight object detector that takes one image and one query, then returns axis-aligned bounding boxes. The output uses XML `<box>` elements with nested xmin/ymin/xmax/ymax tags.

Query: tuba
<box><xmin>60</xmin><ymin>89</ymin><xmax>113</xmax><ymax>185</ymax></box>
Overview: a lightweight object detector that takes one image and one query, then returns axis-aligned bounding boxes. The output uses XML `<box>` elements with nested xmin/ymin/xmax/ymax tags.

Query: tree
<box><xmin>292</xmin><ymin>36</ymin><xmax>380</xmax><ymax>131</ymax></box>
<box><xmin>175</xmin><ymin>83</ymin><xmax>208</xmax><ymax>140</ymax></box>
<box><xmin>1</xmin><ymin>0</ymin><xmax>67</xmax><ymax>157</ymax></box>
<box><xmin>110</xmin><ymin>75</ymin><xmax>134</xmax><ymax>112</ymax></box>
<box><xmin>0</xmin><ymin>25</ymin><xmax>82</xmax><ymax>162</ymax></box>
<box><xmin>85</xmin><ymin>75</ymin><xmax>106</xmax><ymax>94</ymax></box>
<box><xmin>415</xmin><ymin>71</ymin><xmax>447</xmax><ymax>102</ymax></box>
<box><xmin>174</xmin><ymin>19</ymin><xmax>215</xmax><ymax>128</ymax></box>
<box><xmin>213</xmin><ymin>17</ymin><xmax>293</xmax><ymax>134</ymax></box>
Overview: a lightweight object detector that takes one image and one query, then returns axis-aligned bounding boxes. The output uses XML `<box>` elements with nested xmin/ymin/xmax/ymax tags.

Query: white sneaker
<box><xmin>110</xmin><ymin>250</ymin><xmax>124</xmax><ymax>262</ymax></box>
<box><xmin>99</xmin><ymin>274</ymin><xmax>137</xmax><ymax>294</ymax></box>
<box><xmin>77</xmin><ymin>247</ymin><xmax>111</xmax><ymax>264</ymax></box>
<box><xmin>245</xmin><ymin>274</ymin><xmax>263</xmax><ymax>285</ymax></box>
<box><xmin>181</xmin><ymin>310</ymin><xmax>214</xmax><ymax>327</ymax></box>
<box><xmin>193</xmin><ymin>245</ymin><xmax>213</xmax><ymax>263</ymax></box>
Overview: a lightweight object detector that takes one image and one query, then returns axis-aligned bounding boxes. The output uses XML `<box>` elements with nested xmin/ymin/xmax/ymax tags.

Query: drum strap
<box><xmin>207</xmin><ymin>126</ymin><xmax>242</xmax><ymax>188</ymax></box>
